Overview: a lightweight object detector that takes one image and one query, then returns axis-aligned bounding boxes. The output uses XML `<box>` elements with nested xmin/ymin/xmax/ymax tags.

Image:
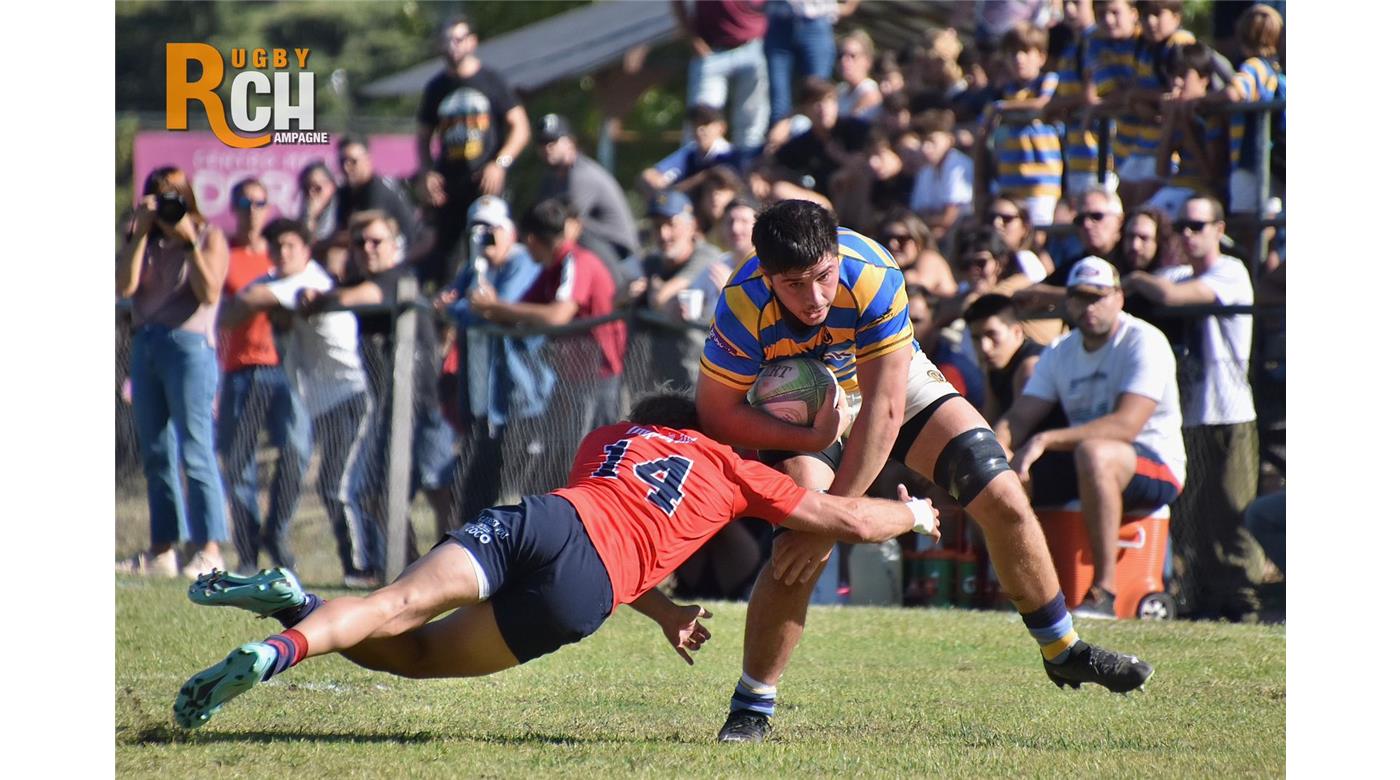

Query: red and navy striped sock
<box><xmin>261</xmin><ymin>629</ymin><xmax>308</xmax><ymax>681</ymax></box>
<box><xmin>271</xmin><ymin>592</ymin><xmax>323</xmax><ymax>629</ymax></box>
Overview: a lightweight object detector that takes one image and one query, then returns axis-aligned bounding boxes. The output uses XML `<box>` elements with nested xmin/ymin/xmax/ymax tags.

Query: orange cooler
<box><xmin>1037</xmin><ymin>504</ymin><xmax>1176</xmax><ymax>620</ymax></box>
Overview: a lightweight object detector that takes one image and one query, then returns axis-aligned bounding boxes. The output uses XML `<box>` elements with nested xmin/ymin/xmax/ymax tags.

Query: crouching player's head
<box><xmin>627</xmin><ymin>390</ymin><xmax>702</xmax><ymax>432</ymax></box>
<box><xmin>753</xmin><ymin>199</ymin><xmax>841</xmax><ymax>327</ymax></box>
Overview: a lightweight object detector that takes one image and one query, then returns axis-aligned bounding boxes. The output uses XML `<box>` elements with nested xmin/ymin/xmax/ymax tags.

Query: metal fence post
<box><xmin>1253</xmin><ymin>109</ymin><xmax>1272</xmax><ymax>278</ymax></box>
<box><xmin>385</xmin><ymin>275</ymin><xmax>419</xmax><ymax>582</ymax></box>
<box><xmin>1096</xmin><ymin>114</ymin><xmax>1112</xmax><ymax>186</ymax></box>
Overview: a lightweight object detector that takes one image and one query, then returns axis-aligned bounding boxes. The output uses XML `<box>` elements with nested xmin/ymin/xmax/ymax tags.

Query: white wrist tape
<box><xmin>906</xmin><ymin>499</ymin><xmax>936</xmax><ymax>535</ymax></box>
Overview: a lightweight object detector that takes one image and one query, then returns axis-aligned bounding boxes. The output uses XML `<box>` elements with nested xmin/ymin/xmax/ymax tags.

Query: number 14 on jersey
<box><xmin>590</xmin><ymin>439</ymin><xmax>693</xmax><ymax>516</ymax></box>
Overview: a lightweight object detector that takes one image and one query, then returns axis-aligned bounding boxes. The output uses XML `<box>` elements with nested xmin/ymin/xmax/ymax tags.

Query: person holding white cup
<box><xmin>631</xmin><ymin>190</ymin><xmax>726</xmax><ymax>390</ymax></box>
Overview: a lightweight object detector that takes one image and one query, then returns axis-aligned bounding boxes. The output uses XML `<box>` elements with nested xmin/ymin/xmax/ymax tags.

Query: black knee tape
<box><xmin>933</xmin><ymin>428</ymin><xmax>1011</xmax><ymax>507</ymax></box>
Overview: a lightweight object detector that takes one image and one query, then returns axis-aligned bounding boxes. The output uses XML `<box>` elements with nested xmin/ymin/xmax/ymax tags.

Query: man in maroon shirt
<box><xmin>672</xmin><ymin>0</ymin><xmax>771</xmax><ymax>157</ymax></box>
<box><xmin>468</xmin><ymin>198</ymin><xmax>627</xmax><ymax>469</ymax></box>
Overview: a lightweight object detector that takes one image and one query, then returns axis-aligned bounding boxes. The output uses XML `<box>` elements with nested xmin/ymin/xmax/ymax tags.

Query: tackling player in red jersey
<box><xmin>173</xmin><ymin>392</ymin><xmax>941</xmax><ymax>729</ymax></box>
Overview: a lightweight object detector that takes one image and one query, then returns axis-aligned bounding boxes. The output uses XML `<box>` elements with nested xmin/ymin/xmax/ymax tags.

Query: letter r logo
<box><xmin>165</xmin><ymin>43</ymin><xmax>271</xmax><ymax>149</ymax></box>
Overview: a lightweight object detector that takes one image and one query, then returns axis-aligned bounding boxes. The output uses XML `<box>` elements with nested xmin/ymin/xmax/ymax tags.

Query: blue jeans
<box><xmin>764</xmin><ymin>11</ymin><xmax>836</xmax><ymax>123</ymax></box>
<box><xmin>688</xmin><ymin>37</ymin><xmax>770</xmax><ymax>153</ymax></box>
<box><xmin>130</xmin><ymin>325</ymin><xmax>228</xmax><ymax>547</ymax></box>
<box><xmin>346</xmin><ymin>403</ymin><xmax>459</xmax><ymax>574</ymax></box>
<box><xmin>216</xmin><ymin>365</ymin><xmax>312</xmax><ymax>570</ymax></box>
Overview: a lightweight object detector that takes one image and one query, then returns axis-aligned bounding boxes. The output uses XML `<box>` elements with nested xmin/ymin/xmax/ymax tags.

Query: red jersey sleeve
<box><xmin>726</xmin><ymin>453</ymin><xmax>808</xmax><ymax>525</ymax></box>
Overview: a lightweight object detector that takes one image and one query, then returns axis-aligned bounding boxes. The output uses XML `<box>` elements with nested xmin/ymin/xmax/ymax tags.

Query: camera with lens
<box><xmin>155</xmin><ymin>191</ymin><xmax>188</xmax><ymax>225</ymax></box>
<box><xmin>471</xmin><ymin>223</ymin><xmax>497</xmax><ymax>248</ymax></box>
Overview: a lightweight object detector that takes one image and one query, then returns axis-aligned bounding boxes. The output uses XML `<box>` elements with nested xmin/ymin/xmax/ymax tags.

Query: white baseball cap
<box><xmin>468</xmin><ymin>195</ymin><xmax>512</xmax><ymax>230</ymax></box>
<box><xmin>1065</xmin><ymin>256</ymin><xmax>1121</xmax><ymax>293</ymax></box>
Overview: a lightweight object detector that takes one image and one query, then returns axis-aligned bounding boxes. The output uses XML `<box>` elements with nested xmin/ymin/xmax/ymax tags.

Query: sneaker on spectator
<box><xmin>1071</xmin><ymin>586</ymin><xmax>1117</xmax><ymax>620</ymax></box>
<box><xmin>116</xmin><ymin>549</ymin><xmax>179</xmax><ymax>578</ymax></box>
<box><xmin>181</xmin><ymin>550</ymin><xmax>226</xmax><ymax>581</ymax></box>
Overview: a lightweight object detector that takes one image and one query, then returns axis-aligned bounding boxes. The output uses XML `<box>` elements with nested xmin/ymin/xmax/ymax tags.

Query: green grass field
<box><xmin>116</xmin><ymin>571</ymin><xmax>1285</xmax><ymax>778</ymax></box>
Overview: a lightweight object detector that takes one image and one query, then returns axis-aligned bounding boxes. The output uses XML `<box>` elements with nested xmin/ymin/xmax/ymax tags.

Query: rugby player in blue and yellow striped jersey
<box><xmin>701</xmin><ymin>200</ymin><xmax>1154</xmax><ymax>744</ymax></box>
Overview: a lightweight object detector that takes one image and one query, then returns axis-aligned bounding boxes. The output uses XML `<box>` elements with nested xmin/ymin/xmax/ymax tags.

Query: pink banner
<box><xmin>132</xmin><ymin>131</ymin><xmax>419</xmax><ymax>234</ymax></box>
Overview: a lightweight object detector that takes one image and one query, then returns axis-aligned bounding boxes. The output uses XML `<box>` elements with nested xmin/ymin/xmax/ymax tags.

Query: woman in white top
<box><xmin>835</xmin><ymin>30</ymin><xmax>882</xmax><ymax>120</ymax></box>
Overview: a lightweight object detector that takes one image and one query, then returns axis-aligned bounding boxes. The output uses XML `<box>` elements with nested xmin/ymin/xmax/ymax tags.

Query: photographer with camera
<box><xmin>116</xmin><ymin>165</ymin><xmax>231</xmax><ymax>579</ymax></box>
<box><xmin>436</xmin><ymin>195</ymin><xmax>553</xmax><ymax>520</ymax></box>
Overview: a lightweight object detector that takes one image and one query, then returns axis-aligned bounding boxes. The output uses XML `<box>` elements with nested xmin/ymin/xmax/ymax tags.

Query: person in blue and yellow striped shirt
<box><xmin>988</xmin><ymin>22</ymin><xmax>1062</xmax><ymax>226</ymax></box>
<box><xmin>702</xmin><ymin>200</ymin><xmax>1155</xmax><ymax>744</ymax></box>
<box><xmin>1127</xmin><ymin>2</ymin><xmax>1197</xmax><ymax>203</ymax></box>
<box><xmin>1087</xmin><ymin>0</ymin><xmax>1146</xmax><ymax>202</ymax></box>
<box><xmin>1143</xmin><ymin>43</ymin><xmax>1228</xmax><ymax>217</ymax></box>
<box><xmin>1217</xmin><ymin>4</ymin><xmax>1284</xmax><ymax>216</ymax></box>
<box><xmin>1047</xmin><ymin>0</ymin><xmax>1118</xmax><ymax>200</ymax></box>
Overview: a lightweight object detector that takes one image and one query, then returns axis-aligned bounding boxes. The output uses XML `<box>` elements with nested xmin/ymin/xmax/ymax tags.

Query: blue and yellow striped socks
<box><xmin>729</xmin><ymin>672</ymin><xmax>777</xmax><ymax>717</ymax></box>
<box><xmin>1021</xmin><ymin>592</ymin><xmax>1080</xmax><ymax>664</ymax></box>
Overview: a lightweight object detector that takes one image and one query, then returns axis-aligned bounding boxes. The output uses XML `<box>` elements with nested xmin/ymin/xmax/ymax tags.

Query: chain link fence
<box><xmin>116</xmin><ymin>297</ymin><xmax>1284</xmax><ymax>610</ymax></box>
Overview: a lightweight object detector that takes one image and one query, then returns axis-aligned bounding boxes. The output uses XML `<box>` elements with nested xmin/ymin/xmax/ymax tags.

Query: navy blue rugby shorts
<box><xmin>443</xmin><ymin>494</ymin><xmax>614</xmax><ymax>663</ymax></box>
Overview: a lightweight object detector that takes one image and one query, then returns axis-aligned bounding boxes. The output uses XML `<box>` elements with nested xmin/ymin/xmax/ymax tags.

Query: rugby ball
<box><xmin>747</xmin><ymin>358</ymin><xmax>841</xmax><ymax>426</ymax></box>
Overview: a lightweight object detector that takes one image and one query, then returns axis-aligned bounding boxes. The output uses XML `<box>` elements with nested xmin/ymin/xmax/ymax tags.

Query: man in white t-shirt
<box><xmin>223</xmin><ymin>218</ymin><xmax>375</xmax><ymax>587</ymax></box>
<box><xmin>995</xmin><ymin>257</ymin><xmax>1186</xmax><ymax>619</ymax></box>
<box><xmin>908</xmin><ymin>109</ymin><xmax>974</xmax><ymax>243</ymax></box>
<box><xmin>1124</xmin><ymin>195</ymin><xmax>1259</xmax><ymax>621</ymax></box>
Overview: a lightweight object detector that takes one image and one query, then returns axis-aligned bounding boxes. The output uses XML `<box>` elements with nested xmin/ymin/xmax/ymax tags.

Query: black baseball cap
<box><xmin>536</xmin><ymin>113</ymin><xmax>573</xmax><ymax>144</ymax></box>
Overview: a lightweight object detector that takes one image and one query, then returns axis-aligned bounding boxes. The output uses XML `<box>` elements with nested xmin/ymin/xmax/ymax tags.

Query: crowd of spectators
<box><xmin>117</xmin><ymin>2</ymin><xmax>1286</xmax><ymax>620</ymax></box>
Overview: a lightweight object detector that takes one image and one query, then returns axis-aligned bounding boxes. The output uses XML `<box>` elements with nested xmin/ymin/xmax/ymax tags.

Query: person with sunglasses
<box><xmin>1122</xmin><ymin>194</ymin><xmax>1259</xmax><ymax>622</ymax></box>
<box><xmin>417</xmin><ymin>15</ymin><xmax>532</xmax><ymax>291</ymax></box>
<box><xmin>334</xmin><ymin>135</ymin><xmax>420</xmax><ymax>249</ymax></box>
<box><xmin>299</xmin><ymin>210</ymin><xmax>463</xmax><ymax>587</ymax></box>
<box><xmin>985</xmin><ymin>195</ymin><xmax>1051</xmax><ymax>282</ymax></box>
<box><xmin>877</xmin><ymin>209</ymin><xmax>955</xmax><ymax>298</ymax></box>
<box><xmin>940</xmin><ymin>226</ymin><xmax>1064</xmax><ymax>349</ymax></box>
<box><xmin>835</xmin><ymin>29</ymin><xmax>882</xmax><ymax>120</ymax></box>
<box><xmin>296</xmin><ymin>161</ymin><xmax>340</xmax><ymax>244</ymax></box>
<box><xmin>214</xmin><ymin>178</ymin><xmax>312</xmax><ymax>577</ymax></box>
<box><xmin>995</xmin><ymin>257</ymin><xmax>1186</xmax><ymax>620</ymax></box>
<box><xmin>1015</xmin><ymin>185</ymin><xmax>1125</xmax><ymax>315</ymax></box>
